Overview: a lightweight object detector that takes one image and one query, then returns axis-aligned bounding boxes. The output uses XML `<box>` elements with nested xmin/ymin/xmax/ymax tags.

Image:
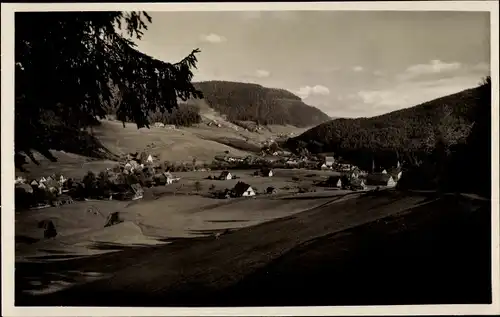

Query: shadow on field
<box><xmin>15</xmin><ymin>193</ymin><xmax>491</xmax><ymax>306</ymax></box>
<box><xmin>212</xmin><ymin>196</ymin><xmax>492</xmax><ymax>306</ymax></box>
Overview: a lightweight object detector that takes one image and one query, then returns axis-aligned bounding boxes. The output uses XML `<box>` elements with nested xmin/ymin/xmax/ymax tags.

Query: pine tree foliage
<box><xmin>15</xmin><ymin>11</ymin><xmax>202</xmax><ymax>167</ymax></box>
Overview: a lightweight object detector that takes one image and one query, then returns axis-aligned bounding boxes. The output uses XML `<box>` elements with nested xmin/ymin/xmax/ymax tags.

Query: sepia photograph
<box><xmin>2</xmin><ymin>1</ymin><xmax>499</xmax><ymax>316</ymax></box>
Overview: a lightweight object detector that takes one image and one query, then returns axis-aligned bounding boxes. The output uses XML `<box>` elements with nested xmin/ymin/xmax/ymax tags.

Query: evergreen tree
<box><xmin>15</xmin><ymin>12</ymin><xmax>202</xmax><ymax>168</ymax></box>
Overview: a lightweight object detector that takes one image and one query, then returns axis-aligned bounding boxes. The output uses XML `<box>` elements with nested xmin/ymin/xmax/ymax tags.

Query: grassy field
<box><xmin>16</xmin><ymin>119</ymin><xmax>306</xmax><ymax>179</ymax></box>
<box><xmin>14</xmin><ymin>168</ymin><xmax>347</xmax><ymax>262</ymax></box>
<box><xmin>15</xmin><ymin>191</ymin><xmax>491</xmax><ymax>306</ymax></box>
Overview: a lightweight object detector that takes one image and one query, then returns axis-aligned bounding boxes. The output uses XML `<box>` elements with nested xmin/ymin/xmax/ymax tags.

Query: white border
<box><xmin>2</xmin><ymin>1</ymin><xmax>499</xmax><ymax>316</ymax></box>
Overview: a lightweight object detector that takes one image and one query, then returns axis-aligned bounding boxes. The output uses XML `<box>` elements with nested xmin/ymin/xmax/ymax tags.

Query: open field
<box><xmin>16</xmin><ymin>119</ymin><xmax>307</xmax><ymax>179</ymax></box>
<box><xmin>15</xmin><ymin>168</ymin><xmax>349</xmax><ymax>262</ymax></box>
<box><xmin>15</xmin><ymin>191</ymin><xmax>491</xmax><ymax>306</ymax></box>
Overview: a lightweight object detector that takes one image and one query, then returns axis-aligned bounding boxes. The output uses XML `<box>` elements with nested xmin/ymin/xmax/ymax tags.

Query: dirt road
<box><xmin>15</xmin><ymin>191</ymin><xmax>491</xmax><ymax>306</ymax></box>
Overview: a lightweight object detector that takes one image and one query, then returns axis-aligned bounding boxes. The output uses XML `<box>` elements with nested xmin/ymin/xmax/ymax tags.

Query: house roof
<box><xmin>233</xmin><ymin>182</ymin><xmax>252</xmax><ymax>195</ymax></box>
<box><xmin>130</xmin><ymin>183</ymin><xmax>144</xmax><ymax>194</ymax></box>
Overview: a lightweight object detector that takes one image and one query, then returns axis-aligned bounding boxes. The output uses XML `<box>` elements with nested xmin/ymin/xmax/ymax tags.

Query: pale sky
<box><xmin>133</xmin><ymin>11</ymin><xmax>490</xmax><ymax>118</ymax></box>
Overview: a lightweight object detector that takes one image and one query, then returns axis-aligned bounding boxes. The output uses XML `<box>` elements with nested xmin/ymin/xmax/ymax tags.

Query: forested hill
<box><xmin>286</xmin><ymin>83</ymin><xmax>486</xmax><ymax>170</ymax></box>
<box><xmin>193</xmin><ymin>81</ymin><xmax>331</xmax><ymax>127</ymax></box>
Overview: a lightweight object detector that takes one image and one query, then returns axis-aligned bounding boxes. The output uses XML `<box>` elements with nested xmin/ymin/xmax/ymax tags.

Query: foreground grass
<box><xmin>15</xmin><ymin>191</ymin><xmax>491</xmax><ymax>306</ymax></box>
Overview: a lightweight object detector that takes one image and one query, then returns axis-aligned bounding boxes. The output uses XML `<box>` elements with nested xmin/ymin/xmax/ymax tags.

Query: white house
<box><xmin>219</xmin><ymin>171</ymin><xmax>233</xmax><ymax>180</ymax></box>
<box><xmin>146</xmin><ymin>155</ymin><xmax>154</xmax><ymax>163</ymax></box>
<box><xmin>15</xmin><ymin>176</ymin><xmax>26</xmax><ymax>185</ymax></box>
<box><xmin>325</xmin><ymin>156</ymin><xmax>335</xmax><ymax>167</ymax></box>
<box><xmin>260</xmin><ymin>168</ymin><xmax>273</xmax><ymax>177</ymax></box>
<box><xmin>163</xmin><ymin>172</ymin><xmax>175</xmax><ymax>184</ymax></box>
<box><xmin>233</xmin><ymin>182</ymin><xmax>256</xmax><ymax>197</ymax></box>
<box><xmin>381</xmin><ymin>169</ymin><xmax>387</xmax><ymax>174</ymax></box>
<box><xmin>58</xmin><ymin>175</ymin><xmax>67</xmax><ymax>185</ymax></box>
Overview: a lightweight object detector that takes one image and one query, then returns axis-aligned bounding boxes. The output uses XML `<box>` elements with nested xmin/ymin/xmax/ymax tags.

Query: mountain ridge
<box><xmin>286</xmin><ymin>83</ymin><xmax>486</xmax><ymax>171</ymax></box>
<box><xmin>191</xmin><ymin>80</ymin><xmax>331</xmax><ymax>128</ymax></box>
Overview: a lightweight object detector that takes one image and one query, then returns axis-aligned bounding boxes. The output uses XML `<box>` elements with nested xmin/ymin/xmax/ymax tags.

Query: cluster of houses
<box><xmin>210</xmin><ymin>167</ymin><xmax>276</xmax><ymax>199</ymax></box>
<box><xmin>15</xmin><ymin>151</ymin><xmax>184</xmax><ymax>209</ymax></box>
<box><xmin>321</xmin><ymin>161</ymin><xmax>404</xmax><ymax>190</ymax></box>
<box><xmin>15</xmin><ymin>174</ymin><xmax>75</xmax><ymax>208</ymax></box>
<box><xmin>153</xmin><ymin>122</ymin><xmax>177</xmax><ymax>129</ymax></box>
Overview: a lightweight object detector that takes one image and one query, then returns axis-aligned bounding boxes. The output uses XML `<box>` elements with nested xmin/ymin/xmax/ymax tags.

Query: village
<box><xmin>15</xmin><ymin>145</ymin><xmax>404</xmax><ymax>213</ymax></box>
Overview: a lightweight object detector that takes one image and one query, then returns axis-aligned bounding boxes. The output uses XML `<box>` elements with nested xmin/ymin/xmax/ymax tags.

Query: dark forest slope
<box><xmin>287</xmin><ymin>84</ymin><xmax>484</xmax><ymax>167</ymax></box>
<box><xmin>193</xmin><ymin>81</ymin><xmax>331</xmax><ymax>127</ymax></box>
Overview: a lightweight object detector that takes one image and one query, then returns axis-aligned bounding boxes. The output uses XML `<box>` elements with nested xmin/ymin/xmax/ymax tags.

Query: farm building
<box><xmin>130</xmin><ymin>183</ymin><xmax>144</xmax><ymax>200</ymax></box>
<box><xmin>366</xmin><ymin>173</ymin><xmax>396</xmax><ymax>187</ymax></box>
<box><xmin>232</xmin><ymin>182</ymin><xmax>256</xmax><ymax>197</ymax></box>
<box><xmin>15</xmin><ymin>176</ymin><xmax>26</xmax><ymax>184</ymax></box>
<box><xmin>325</xmin><ymin>176</ymin><xmax>343</xmax><ymax>188</ymax></box>
<box><xmin>219</xmin><ymin>171</ymin><xmax>233</xmax><ymax>180</ymax></box>
<box><xmin>325</xmin><ymin>156</ymin><xmax>335</xmax><ymax>167</ymax></box>
<box><xmin>45</xmin><ymin>179</ymin><xmax>62</xmax><ymax>195</ymax></box>
<box><xmin>348</xmin><ymin>168</ymin><xmax>361</xmax><ymax>179</ymax></box>
<box><xmin>154</xmin><ymin>172</ymin><xmax>175</xmax><ymax>185</ymax></box>
<box><xmin>259</xmin><ymin>168</ymin><xmax>274</xmax><ymax>177</ymax></box>
<box><xmin>154</xmin><ymin>122</ymin><xmax>165</xmax><ymax>128</ymax></box>
<box><xmin>387</xmin><ymin>167</ymin><xmax>403</xmax><ymax>181</ymax></box>
<box><xmin>266</xmin><ymin>186</ymin><xmax>278</xmax><ymax>194</ymax></box>
<box><xmin>350</xmin><ymin>178</ymin><xmax>367</xmax><ymax>190</ymax></box>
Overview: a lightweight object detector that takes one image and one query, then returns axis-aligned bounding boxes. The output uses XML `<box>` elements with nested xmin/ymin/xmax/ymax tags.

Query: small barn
<box><xmin>219</xmin><ymin>171</ymin><xmax>233</xmax><ymax>180</ymax></box>
<box><xmin>130</xmin><ymin>183</ymin><xmax>144</xmax><ymax>200</ymax></box>
<box><xmin>154</xmin><ymin>172</ymin><xmax>175</xmax><ymax>185</ymax></box>
<box><xmin>325</xmin><ymin>156</ymin><xmax>335</xmax><ymax>167</ymax></box>
<box><xmin>387</xmin><ymin>167</ymin><xmax>403</xmax><ymax>181</ymax></box>
<box><xmin>266</xmin><ymin>186</ymin><xmax>278</xmax><ymax>194</ymax></box>
<box><xmin>260</xmin><ymin>168</ymin><xmax>274</xmax><ymax>177</ymax></box>
<box><xmin>232</xmin><ymin>182</ymin><xmax>256</xmax><ymax>197</ymax></box>
<box><xmin>350</xmin><ymin>178</ymin><xmax>367</xmax><ymax>190</ymax></box>
<box><xmin>366</xmin><ymin>173</ymin><xmax>396</xmax><ymax>187</ymax></box>
<box><xmin>15</xmin><ymin>176</ymin><xmax>26</xmax><ymax>184</ymax></box>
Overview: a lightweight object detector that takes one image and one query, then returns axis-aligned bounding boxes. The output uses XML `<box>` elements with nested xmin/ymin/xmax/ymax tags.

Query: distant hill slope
<box><xmin>286</xmin><ymin>84</ymin><xmax>485</xmax><ymax>170</ymax></box>
<box><xmin>193</xmin><ymin>81</ymin><xmax>331</xmax><ymax>128</ymax></box>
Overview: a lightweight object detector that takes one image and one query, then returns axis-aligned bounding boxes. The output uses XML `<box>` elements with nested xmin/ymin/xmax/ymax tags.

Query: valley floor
<box><xmin>15</xmin><ymin>190</ymin><xmax>491</xmax><ymax>306</ymax></box>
